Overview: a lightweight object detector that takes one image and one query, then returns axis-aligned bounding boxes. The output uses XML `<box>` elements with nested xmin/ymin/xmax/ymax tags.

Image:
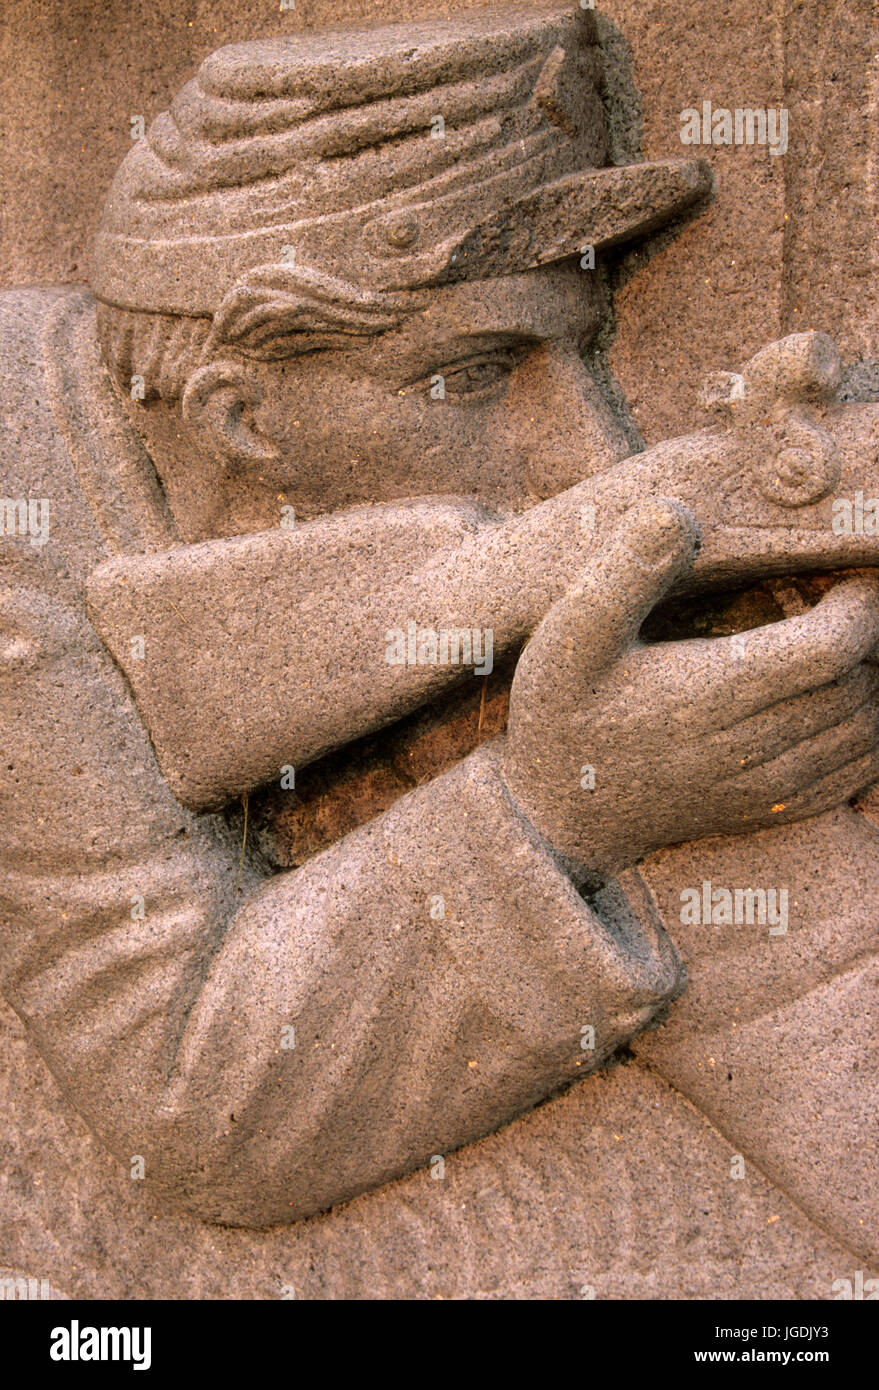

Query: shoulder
<box><xmin>0</xmin><ymin>286</ymin><xmax>94</xmax><ymax>453</ymax></box>
<box><xmin>0</xmin><ymin>288</ymin><xmax>107</xmax><ymax>583</ymax></box>
<box><xmin>0</xmin><ymin>285</ymin><xmax>89</xmax><ymax>369</ymax></box>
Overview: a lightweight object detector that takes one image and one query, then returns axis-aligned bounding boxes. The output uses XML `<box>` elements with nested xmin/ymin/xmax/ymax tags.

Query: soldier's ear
<box><xmin>181</xmin><ymin>360</ymin><xmax>279</xmax><ymax>468</ymax></box>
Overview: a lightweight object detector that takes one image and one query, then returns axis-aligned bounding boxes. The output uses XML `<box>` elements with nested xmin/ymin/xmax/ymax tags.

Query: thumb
<box><xmin>511</xmin><ymin>498</ymin><xmax>700</xmax><ymax>714</ymax></box>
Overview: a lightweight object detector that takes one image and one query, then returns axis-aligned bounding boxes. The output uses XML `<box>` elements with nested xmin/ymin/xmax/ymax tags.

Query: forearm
<box><xmin>81</xmin><ymin>472</ymin><xmax>656</xmax><ymax>812</ymax></box>
<box><xmin>83</xmin><ymin>741</ymin><xmax>683</xmax><ymax>1226</ymax></box>
<box><xmin>82</xmin><ymin>491</ymin><xmax>597</xmax><ymax>809</ymax></box>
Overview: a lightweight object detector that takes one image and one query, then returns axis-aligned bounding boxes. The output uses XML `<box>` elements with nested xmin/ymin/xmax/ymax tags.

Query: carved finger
<box><xmin>766</xmin><ymin>751</ymin><xmax>879</xmax><ymax>823</ymax></box>
<box><xmin>725</xmin><ymin>704</ymin><xmax>879</xmax><ymax>805</ymax></box>
<box><xmin>697</xmin><ymin>573</ymin><xmax>879</xmax><ymax>722</ymax></box>
<box><xmin>509</xmin><ymin>497</ymin><xmax>698</xmax><ymax>729</ymax></box>
<box><xmin>715</xmin><ymin>664</ymin><xmax>879</xmax><ymax>769</ymax></box>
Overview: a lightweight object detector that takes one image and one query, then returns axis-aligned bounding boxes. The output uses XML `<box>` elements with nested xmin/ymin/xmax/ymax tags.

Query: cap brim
<box><xmin>434</xmin><ymin>157</ymin><xmax>714</xmax><ymax>283</ymax></box>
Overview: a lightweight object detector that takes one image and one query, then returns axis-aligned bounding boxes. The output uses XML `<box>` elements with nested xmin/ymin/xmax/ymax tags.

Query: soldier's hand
<box><xmin>502</xmin><ymin>498</ymin><xmax>879</xmax><ymax>886</ymax></box>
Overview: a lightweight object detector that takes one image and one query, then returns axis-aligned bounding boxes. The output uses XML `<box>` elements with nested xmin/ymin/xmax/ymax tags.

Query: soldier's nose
<box><xmin>502</xmin><ymin>343</ymin><xmax>631</xmax><ymax>499</ymax></box>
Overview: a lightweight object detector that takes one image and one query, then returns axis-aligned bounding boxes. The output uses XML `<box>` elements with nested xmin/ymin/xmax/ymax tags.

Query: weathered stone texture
<box><xmin>1</xmin><ymin>2</ymin><xmax>876</xmax><ymax>1300</ymax></box>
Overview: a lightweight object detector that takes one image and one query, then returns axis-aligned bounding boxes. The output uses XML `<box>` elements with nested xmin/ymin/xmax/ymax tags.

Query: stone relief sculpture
<box><xmin>1</xmin><ymin>1</ymin><xmax>877</xmax><ymax>1258</ymax></box>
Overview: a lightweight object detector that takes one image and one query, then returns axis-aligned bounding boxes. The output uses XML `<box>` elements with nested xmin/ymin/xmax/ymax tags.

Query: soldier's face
<box><xmin>244</xmin><ymin>262</ymin><xmax>632</xmax><ymax>523</ymax></box>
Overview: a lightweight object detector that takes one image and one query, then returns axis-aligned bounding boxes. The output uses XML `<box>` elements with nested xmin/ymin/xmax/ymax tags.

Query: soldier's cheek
<box><xmin>500</xmin><ymin>346</ymin><xmax>633</xmax><ymax>500</ymax></box>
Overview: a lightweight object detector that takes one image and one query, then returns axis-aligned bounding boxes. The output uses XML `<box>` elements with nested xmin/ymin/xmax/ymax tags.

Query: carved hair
<box><xmin>96</xmin><ymin>302</ymin><xmax>210</xmax><ymax>404</ymax></box>
<box><xmin>97</xmin><ymin>263</ymin><xmax>428</xmax><ymax>404</ymax></box>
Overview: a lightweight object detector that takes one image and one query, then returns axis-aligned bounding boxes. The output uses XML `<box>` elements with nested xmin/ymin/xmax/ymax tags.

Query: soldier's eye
<box><xmin>438</xmin><ymin>350</ymin><xmax>521</xmax><ymax>397</ymax></box>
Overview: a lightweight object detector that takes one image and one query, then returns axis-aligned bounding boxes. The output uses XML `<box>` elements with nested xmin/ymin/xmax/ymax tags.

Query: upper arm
<box><xmin>1</xmin><ymin>577</ymin><xmax>191</xmax><ymax>871</ymax></box>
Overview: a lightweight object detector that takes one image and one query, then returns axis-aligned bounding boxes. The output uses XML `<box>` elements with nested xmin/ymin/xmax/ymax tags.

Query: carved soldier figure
<box><xmin>1</xmin><ymin>3</ymin><xmax>877</xmax><ymax>1251</ymax></box>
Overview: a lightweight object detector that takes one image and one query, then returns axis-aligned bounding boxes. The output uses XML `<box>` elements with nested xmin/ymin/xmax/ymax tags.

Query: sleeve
<box><xmin>1</xmin><ymin>575</ymin><xmax>682</xmax><ymax>1226</ymax></box>
<box><xmin>84</xmin><ymin>497</ymin><xmax>507</xmax><ymax>810</ymax></box>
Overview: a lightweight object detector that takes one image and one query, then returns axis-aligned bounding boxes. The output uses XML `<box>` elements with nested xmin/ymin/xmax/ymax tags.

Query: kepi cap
<box><xmin>92</xmin><ymin>3</ymin><xmax>713</xmax><ymax>315</ymax></box>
